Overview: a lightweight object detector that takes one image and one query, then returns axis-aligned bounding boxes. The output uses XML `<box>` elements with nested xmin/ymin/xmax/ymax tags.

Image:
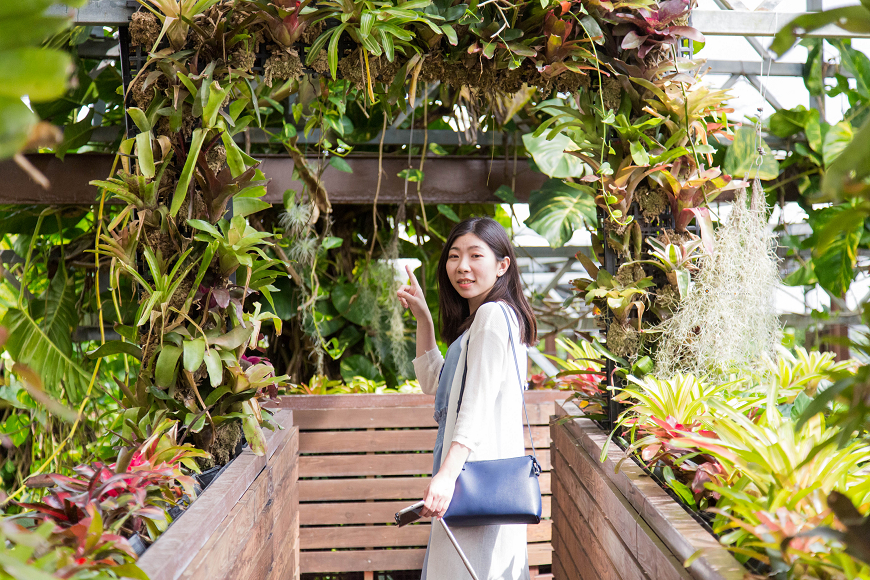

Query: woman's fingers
<box><xmin>405</xmin><ymin>264</ymin><xmax>421</xmax><ymax>291</ymax></box>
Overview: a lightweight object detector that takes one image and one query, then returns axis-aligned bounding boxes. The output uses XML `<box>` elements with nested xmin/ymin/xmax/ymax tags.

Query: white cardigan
<box><xmin>413</xmin><ymin>301</ymin><xmax>531</xmax><ymax>580</ymax></box>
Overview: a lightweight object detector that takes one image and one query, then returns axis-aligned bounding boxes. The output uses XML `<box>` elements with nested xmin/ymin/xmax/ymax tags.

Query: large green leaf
<box><xmin>770</xmin><ymin>6</ymin><xmax>870</xmax><ymax>57</ymax></box>
<box><xmin>812</xmin><ymin>203</ymin><xmax>864</xmax><ymax>296</ymax></box>
<box><xmin>340</xmin><ymin>354</ymin><xmax>382</xmax><ymax>382</ymax></box>
<box><xmin>331</xmin><ymin>283</ymin><xmax>373</xmax><ymax>326</ymax></box>
<box><xmin>836</xmin><ymin>40</ymin><xmax>870</xmax><ymax>100</ymax></box>
<box><xmin>2</xmin><ymin>274</ymin><xmax>91</xmax><ymax>399</ymax></box>
<box><xmin>723</xmin><ymin>127</ymin><xmax>779</xmax><ymax>180</ymax></box>
<box><xmin>767</xmin><ymin>107</ymin><xmax>819</xmax><ymax>139</ymax></box>
<box><xmin>524</xmin><ymin>178</ymin><xmax>597</xmax><ymax>247</ymax></box>
<box><xmin>821</xmin><ymin>116</ymin><xmax>870</xmax><ymax>200</ymax></box>
<box><xmin>55</xmin><ymin>108</ymin><xmax>94</xmax><ymax>160</ymax></box>
<box><xmin>0</xmin><ymin>47</ymin><xmax>71</xmax><ymax>101</ymax></box>
<box><xmin>0</xmin><ymin>96</ymin><xmax>37</xmax><ymax>159</ymax></box>
<box><xmin>822</xmin><ymin>121</ymin><xmax>853</xmax><ymax>167</ymax></box>
<box><xmin>522</xmin><ymin>132</ymin><xmax>588</xmax><ymax>179</ymax></box>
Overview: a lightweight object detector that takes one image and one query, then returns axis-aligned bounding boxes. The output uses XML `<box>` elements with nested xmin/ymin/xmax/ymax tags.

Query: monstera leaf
<box><xmin>522</xmin><ymin>132</ymin><xmax>588</xmax><ymax>179</ymax></box>
<box><xmin>525</xmin><ymin>178</ymin><xmax>597</xmax><ymax>247</ymax></box>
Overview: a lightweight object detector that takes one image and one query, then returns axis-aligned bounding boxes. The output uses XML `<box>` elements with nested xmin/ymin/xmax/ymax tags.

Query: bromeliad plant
<box><xmin>674</xmin><ymin>397</ymin><xmax>870</xmax><ymax>578</ymax></box>
<box><xmin>18</xmin><ymin>419</ymin><xmax>206</xmax><ymax>543</ymax></box>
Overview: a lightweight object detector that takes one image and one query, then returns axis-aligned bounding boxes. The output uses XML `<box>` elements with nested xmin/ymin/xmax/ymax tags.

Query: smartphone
<box><xmin>395</xmin><ymin>501</ymin><xmax>425</xmax><ymax>527</ymax></box>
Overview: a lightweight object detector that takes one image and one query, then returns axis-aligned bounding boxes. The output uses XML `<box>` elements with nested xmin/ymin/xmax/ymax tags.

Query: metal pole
<box><xmin>439</xmin><ymin>519</ymin><xmax>480</xmax><ymax>580</ymax></box>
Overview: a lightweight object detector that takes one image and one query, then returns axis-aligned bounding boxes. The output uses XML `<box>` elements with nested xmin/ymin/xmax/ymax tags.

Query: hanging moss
<box><xmin>655</xmin><ymin>182</ymin><xmax>782</xmax><ymax>378</ymax></box>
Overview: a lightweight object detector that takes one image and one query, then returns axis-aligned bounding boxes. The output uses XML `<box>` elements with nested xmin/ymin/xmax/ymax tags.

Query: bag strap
<box><xmin>456</xmin><ymin>302</ymin><xmax>538</xmax><ymax>462</ymax></box>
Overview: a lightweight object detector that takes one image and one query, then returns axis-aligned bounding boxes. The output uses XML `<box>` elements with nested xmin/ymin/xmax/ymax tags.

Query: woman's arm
<box><xmin>420</xmin><ymin>440</ymin><xmax>470</xmax><ymax>518</ymax></box>
<box><xmin>399</xmin><ymin>265</ymin><xmax>442</xmax><ymax>394</ymax></box>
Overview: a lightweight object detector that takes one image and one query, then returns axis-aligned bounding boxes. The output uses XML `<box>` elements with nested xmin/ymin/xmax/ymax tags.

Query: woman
<box><xmin>396</xmin><ymin>216</ymin><xmax>538</xmax><ymax>580</ymax></box>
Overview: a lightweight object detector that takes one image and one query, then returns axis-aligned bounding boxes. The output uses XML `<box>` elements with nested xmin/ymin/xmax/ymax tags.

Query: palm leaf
<box><xmin>2</xmin><ymin>274</ymin><xmax>92</xmax><ymax>401</ymax></box>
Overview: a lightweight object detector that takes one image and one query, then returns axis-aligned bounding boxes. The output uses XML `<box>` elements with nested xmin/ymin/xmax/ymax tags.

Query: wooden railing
<box><xmin>140</xmin><ymin>409</ymin><xmax>300</xmax><ymax>580</ymax></box>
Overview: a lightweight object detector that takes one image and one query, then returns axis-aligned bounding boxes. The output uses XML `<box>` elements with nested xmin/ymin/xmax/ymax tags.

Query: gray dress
<box><xmin>414</xmin><ymin>302</ymin><xmax>530</xmax><ymax>580</ymax></box>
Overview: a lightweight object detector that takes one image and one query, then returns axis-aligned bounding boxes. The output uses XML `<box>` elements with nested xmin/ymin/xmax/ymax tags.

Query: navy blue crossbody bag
<box><xmin>442</xmin><ymin>302</ymin><xmax>543</xmax><ymax>527</ymax></box>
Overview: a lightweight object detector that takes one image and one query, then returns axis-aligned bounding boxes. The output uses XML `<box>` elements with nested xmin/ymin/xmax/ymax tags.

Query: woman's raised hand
<box><xmin>397</xmin><ymin>264</ymin><xmax>431</xmax><ymax>322</ymax></box>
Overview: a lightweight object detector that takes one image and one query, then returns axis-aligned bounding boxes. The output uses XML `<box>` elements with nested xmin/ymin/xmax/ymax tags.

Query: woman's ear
<box><xmin>497</xmin><ymin>257</ymin><xmax>510</xmax><ymax>278</ymax></box>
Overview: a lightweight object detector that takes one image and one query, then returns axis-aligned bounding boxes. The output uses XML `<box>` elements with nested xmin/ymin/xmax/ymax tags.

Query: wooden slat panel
<box><xmin>300</xmin><ymin>453</ymin><xmax>434</xmax><ymax>477</ymax></box>
<box><xmin>300</xmin><ymin>497</ymin><xmax>551</xmax><ymax>526</ymax></box>
<box><xmin>300</xmin><ymin>520</ymin><xmax>552</xmax><ymax>549</ymax></box>
<box><xmin>295</xmin><ymin>407</ymin><xmax>436</xmax><ymax>429</ymax></box>
<box><xmin>301</xmin><ymin>549</ymin><xmax>426</xmax><ymax>573</ymax></box>
<box><xmin>300</xmin><ymin>501</ymin><xmax>424</xmax><ymax>525</ymax></box>
<box><xmin>529</xmin><ymin>542</ymin><xmax>553</xmax><ymax>567</ymax></box>
<box><xmin>300</xmin><ymin>472</ymin><xmax>549</xmax><ymax>501</ymax></box>
<box><xmin>529</xmin><ymin>448</ymin><xmax>551</xmax><ymax>472</ymax></box>
<box><xmin>526</xmin><ymin>426</ymin><xmax>550</xmax><ymax>448</ymax></box>
<box><xmin>298</xmin><ymin>424</ymin><xmax>546</xmax><ymax>452</ymax></box>
<box><xmin>299</xmin><ymin>543</ymin><xmax>550</xmax><ymax>572</ymax></box>
<box><xmin>552</xmin><ymin>439</ymin><xmax>646</xmax><ymax>580</ymax></box>
<box><xmin>300</xmin><ymin>430</ymin><xmax>436</xmax><ymax>453</ymax></box>
<box><xmin>299</xmin><ymin>449</ymin><xmax>546</xmax><ymax>477</ymax></box>
<box><xmin>300</xmin><ymin>477</ymin><xmax>428</xmax><ymax>501</ymax></box>
<box><xmin>295</xmin><ymin>403</ymin><xmax>555</xmax><ymax>430</ymax></box>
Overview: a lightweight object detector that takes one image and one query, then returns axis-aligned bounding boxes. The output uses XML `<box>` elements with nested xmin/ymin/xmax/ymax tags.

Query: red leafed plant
<box><xmin>19</xmin><ymin>419</ymin><xmax>207</xmax><ymax>545</ymax></box>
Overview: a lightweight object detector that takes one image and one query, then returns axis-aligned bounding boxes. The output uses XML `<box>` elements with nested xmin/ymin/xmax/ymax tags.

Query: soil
<box><xmin>600</xmin><ymin>75</ymin><xmax>623</xmax><ymax>110</ymax></box>
<box><xmin>655</xmin><ymin>284</ymin><xmax>679</xmax><ymax>311</ymax></box>
<box><xmin>128</xmin><ymin>73</ymin><xmax>155</xmax><ymax>111</ymax></box>
<box><xmin>263</xmin><ymin>49</ymin><xmax>304</xmax><ymax>87</ymax></box>
<box><xmin>300</xmin><ymin>21</ymin><xmax>323</xmax><ymax>45</ymax></box>
<box><xmin>195</xmin><ymin>420</ymin><xmax>243</xmax><ymax>469</ymax></box>
<box><xmin>130</xmin><ymin>11</ymin><xmax>161</xmax><ymax>49</ymax></box>
<box><xmin>636</xmin><ymin>185</ymin><xmax>670</xmax><ymax>222</ymax></box>
<box><xmin>308</xmin><ymin>49</ymin><xmax>330</xmax><ymax>76</ymax></box>
<box><xmin>615</xmin><ymin>262</ymin><xmax>646</xmax><ymax>287</ymax></box>
<box><xmin>606</xmin><ymin>322</ymin><xmax>639</xmax><ymax>358</ymax></box>
<box><xmin>205</xmin><ymin>144</ymin><xmax>226</xmax><ymax>176</ymax></box>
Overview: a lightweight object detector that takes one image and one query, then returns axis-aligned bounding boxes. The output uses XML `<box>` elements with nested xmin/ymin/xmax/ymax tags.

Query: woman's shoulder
<box><xmin>471</xmin><ymin>301</ymin><xmax>516</xmax><ymax>332</ymax></box>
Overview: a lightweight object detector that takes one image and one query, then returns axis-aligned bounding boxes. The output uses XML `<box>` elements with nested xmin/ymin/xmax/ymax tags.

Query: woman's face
<box><xmin>445</xmin><ymin>233</ymin><xmax>510</xmax><ymax>313</ymax></box>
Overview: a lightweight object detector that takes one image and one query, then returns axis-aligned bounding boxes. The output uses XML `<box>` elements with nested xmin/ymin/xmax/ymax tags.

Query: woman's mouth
<box><xmin>456</xmin><ymin>278</ymin><xmax>474</xmax><ymax>289</ymax></box>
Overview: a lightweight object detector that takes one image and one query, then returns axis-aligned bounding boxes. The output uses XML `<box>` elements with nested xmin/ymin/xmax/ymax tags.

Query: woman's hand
<box><xmin>420</xmin><ymin>470</ymin><xmax>456</xmax><ymax>519</ymax></box>
<box><xmin>397</xmin><ymin>264</ymin><xmax>431</xmax><ymax>323</ymax></box>
<box><xmin>420</xmin><ymin>441</ymin><xmax>470</xmax><ymax>519</ymax></box>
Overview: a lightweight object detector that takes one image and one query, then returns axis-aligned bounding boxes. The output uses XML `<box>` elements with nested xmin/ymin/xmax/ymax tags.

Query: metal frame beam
<box><xmin>55</xmin><ymin>1</ymin><xmax>868</xmax><ymax>38</ymax></box>
<box><xmin>691</xmin><ymin>9</ymin><xmax>868</xmax><ymax>37</ymax></box>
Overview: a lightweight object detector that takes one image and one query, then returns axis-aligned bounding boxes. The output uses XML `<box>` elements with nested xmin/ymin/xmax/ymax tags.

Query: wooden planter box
<box><xmin>138</xmin><ymin>409</ymin><xmax>300</xmax><ymax>580</ymax></box>
<box><xmin>551</xmin><ymin>400</ymin><xmax>746</xmax><ymax>580</ymax></box>
<box><xmin>276</xmin><ymin>391</ymin><xmax>562</xmax><ymax>579</ymax></box>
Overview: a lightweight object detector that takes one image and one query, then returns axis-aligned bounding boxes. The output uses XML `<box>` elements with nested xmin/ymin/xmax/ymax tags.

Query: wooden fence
<box><xmin>278</xmin><ymin>392</ymin><xmax>559</xmax><ymax>579</ymax></box>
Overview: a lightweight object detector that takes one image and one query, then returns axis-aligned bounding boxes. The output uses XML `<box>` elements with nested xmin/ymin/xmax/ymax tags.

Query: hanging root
<box><xmin>654</xmin><ymin>179</ymin><xmax>782</xmax><ymax>379</ymax></box>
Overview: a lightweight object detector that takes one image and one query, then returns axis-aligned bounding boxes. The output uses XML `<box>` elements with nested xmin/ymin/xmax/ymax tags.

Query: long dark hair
<box><xmin>438</xmin><ymin>217</ymin><xmax>537</xmax><ymax>346</ymax></box>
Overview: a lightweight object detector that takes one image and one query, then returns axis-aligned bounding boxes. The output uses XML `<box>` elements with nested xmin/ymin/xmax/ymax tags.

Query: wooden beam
<box><xmin>0</xmin><ymin>154</ymin><xmax>545</xmax><ymax>205</ymax></box>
